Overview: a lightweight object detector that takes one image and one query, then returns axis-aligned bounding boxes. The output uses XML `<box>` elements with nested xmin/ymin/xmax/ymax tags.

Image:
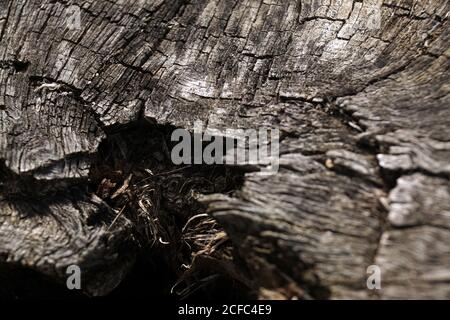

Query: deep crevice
<box><xmin>88</xmin><ymin>118</ymin><xmax>257</xmax><ymax>300</ymax></box>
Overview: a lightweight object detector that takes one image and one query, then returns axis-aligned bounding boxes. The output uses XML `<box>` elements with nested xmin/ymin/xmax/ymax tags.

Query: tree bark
<box><xmin>0</xmin><ymin>0</ymin><xmax>449</xmax><ymax>299</ymax></box>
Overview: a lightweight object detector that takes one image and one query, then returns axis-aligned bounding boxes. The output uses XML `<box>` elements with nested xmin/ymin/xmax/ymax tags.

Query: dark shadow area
<box><xmin>88</xmin><ymin>118</ymin><xmax>256</xmax><ymax>300</ymax></box>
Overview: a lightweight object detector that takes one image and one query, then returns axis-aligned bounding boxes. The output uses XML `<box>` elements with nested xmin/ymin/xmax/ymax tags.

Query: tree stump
<box><xmin>0</xmin><ymin>0</ymin><xmax>449</xmax><ymax>299</ymax></box>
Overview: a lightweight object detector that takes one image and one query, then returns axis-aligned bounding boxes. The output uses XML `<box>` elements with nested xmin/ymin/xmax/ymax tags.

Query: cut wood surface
<box><xmin>0</xmin><ymin>0</ymin><xmax>449</xmax><ymax>298</ymax></box>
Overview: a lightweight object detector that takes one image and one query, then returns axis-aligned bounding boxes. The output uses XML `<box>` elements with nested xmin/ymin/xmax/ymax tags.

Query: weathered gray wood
<box><xmin>0</xmin><ymin>0</ymin><xmax>449</xmax><ymax>298</ymax></box>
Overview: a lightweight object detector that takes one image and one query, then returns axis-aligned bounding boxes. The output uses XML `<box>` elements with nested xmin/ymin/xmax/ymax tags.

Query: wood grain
<box><xmin>0</xmin><ymin>0</ymin><xmax>448</xmax><ymax>298</ymax></box>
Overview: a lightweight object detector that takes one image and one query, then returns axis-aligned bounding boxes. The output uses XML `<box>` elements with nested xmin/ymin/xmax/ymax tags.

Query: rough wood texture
<box><xmin>0</xmin><ymin>0</ymin><xmax>449</xmax><ymax>298</ymax></box>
